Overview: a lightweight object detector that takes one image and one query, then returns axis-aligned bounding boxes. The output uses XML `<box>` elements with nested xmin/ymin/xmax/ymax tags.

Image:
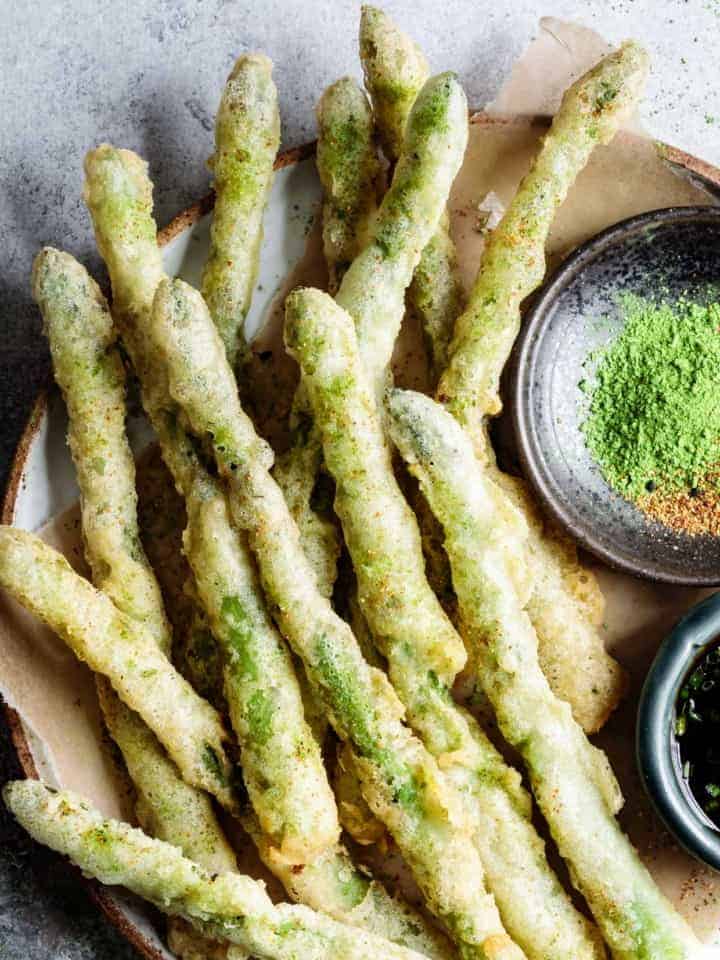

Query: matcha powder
<box><xmin>582</xmin><ymin>292</ymin><xmax>720</xmax><ymax>534</ymax></box>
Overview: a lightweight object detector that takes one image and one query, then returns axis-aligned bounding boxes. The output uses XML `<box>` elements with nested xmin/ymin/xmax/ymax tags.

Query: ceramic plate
<box><xmin>4</xmin><ymin>118</ymin><xmax>720</xmax><ymax>957</ymax></box>
<box><xmin>513</xmin><ymin>206</ymin><xmax>720</xmax><ymax>585</ymax></box>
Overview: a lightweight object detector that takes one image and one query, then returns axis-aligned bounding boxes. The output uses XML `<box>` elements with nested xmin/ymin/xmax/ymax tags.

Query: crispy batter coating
<box><xmin>83</xmin><ymin>144</ymin><xmax>446</xmax><ymax>957</ymax></box>
<box><xmin>359</xmin><ymin>6</ymin><xmax>463</xmax><ymax>383</ymax></box>
<box><xmin>151</xmin><ymin>275</ymin><xmax>524</xmax><ymax>960</ymax></box>
<box><xmin>436</xmin><ymin>46</ymin><xmax>648</xmax><ymax>734</ymax></box>
<box><xmin>0</xmin><ymin>526</ymin><xmax>237</xmax><ymax>809</ymax></box>
<box><xmin>389</xmin><ymin>389</ymin><xmax>703</xmax><ymax>960</ymax></box>
<box><xmin>359</xmin><ymin>5</ymin><xmax>429</xmax><ymax>162</ymax></box>
<box><xmin>437</xmin><ymin>42</ymin><xmax>648</xmax><ymax>428</ymax></box>
<box><xmin>33</xmin><ymin>247</ymin><xmax>172</xmax><ymax>653</ymax></box>
<box><xmin>276</xmin><ymin>70</ymin><xmax>468</xmax><ymax>610</ymax></box>
<box><xmin>34</xmin><ymin>248</ymin><xmax>237</xmax><ymax>960</ymax></box>
<box><xmin>316</xmin><ymin>77</ymin><xmax>383</xmax><ymax>293</ymax></box>
<box><xmin>286</xmin><ymin>287</ymin><xmax>606</xmax><ymax>960</ymax></box>
<box><xmin>4</xmin><ymin>782</ymin><xmax>435</xmax><ymax>960</ymax></box>
<box><xmin>99</xmin><ymin>683</ymin><xmax>237</xmax><ymax>875</ymax></box>
<box><xmin>202</xmin><ymin>54</ymin><xmax>280</xmax><ymax>368</ymax></box>
<box><xmin>182</xmin><ymin>478</ymin><xmax>341</xmax><ymax>864</ymax></box>
<box><xmin>337</xmin><ymin>71</ymin><xmax>468</xmax><ymax>393</ymax></box>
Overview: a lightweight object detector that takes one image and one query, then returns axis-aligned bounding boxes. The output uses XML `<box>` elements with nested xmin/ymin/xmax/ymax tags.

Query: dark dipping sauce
<box><xmin>674</xmin><ymin>640</ymin><xmax>720</xmax><ymax>829</ymax></box>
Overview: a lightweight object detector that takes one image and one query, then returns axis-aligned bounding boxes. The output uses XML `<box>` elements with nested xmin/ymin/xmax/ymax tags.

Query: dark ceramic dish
<box><xmin>637</xmin><ymin>592</ymin><xmax>720</xmax><ymax>871</ymax></box>
<box><xmin>512</xmin><ymin>206</ymin><xmax>720</xmax><ymax>585</ymax></box>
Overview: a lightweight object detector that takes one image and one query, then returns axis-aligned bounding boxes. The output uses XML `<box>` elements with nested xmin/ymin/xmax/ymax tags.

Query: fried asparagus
<box><xmin>201</xmin><ymin>53</ymin><xmax>280</xmax><ymax>368</ymax></box>
<box><xmin>34</xmin><ymin>245</ymin><xmax>237</xmax><ymax>958</ymax></box>
<box><xmin>285</xmin><ymin>286</ymin><xmax>606</xmax><ymax>960</ymax></box>
<box><xmin>83</xmin><ymin>144</ymin><xmax>448</xmax><ymax>957</ymax></box>
<box><xmin>389</xmin><ymin>389</ymin><xmax>704</xmax><ymax>960</ymax></box>
<box><xmin>4</xmin><ymin>781</ymin><xmax>434</xmax><ymax>960</ymax></box>
<box><xmin>360</xmin><ymin>5</ymin><xmax>464</xmax><ymax>382</ymax></box>
<box><xmin>150</xmin><ymin>274</ymin><xmax>525</xmax><ymax>960</ymax></box>
<box><xmin>435</xmin><ymin>45</ymin><xmax>649</xmax><ymax>733</ymax></box>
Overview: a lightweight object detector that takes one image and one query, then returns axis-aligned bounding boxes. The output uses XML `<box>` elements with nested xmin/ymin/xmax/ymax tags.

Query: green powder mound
<box><xmin>581</xmin><ymin>293</ymin><xmax>720</xmax><ymax>500</ymax></box>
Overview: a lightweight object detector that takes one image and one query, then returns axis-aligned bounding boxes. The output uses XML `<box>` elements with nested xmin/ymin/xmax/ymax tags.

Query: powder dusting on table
<box><xmin>581</xmin><ymin>291</ymin><xmax>720</xmax><ymax>535</ymax></box>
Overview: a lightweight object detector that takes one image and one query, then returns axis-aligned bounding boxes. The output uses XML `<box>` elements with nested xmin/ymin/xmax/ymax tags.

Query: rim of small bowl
<box><xmin>637</xmin><ymin>591</ymin><xmax>720</xmax><ymax>872</ymax></box>
<box><xmin>512</xmin><ymin>204</ymin><xmax>720</xmax><ymax>587</ymax></box>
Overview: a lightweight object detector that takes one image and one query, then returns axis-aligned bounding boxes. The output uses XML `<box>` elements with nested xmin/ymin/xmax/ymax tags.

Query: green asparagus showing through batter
<box><xmin>436</xmin><ymin>45</ymin><xmax>647</xmax><ymax>734</ymax></box>
<box><xmin>275</xmin><ymin>69</ymin><xmax>468</xmax><ymax>600</ymax></box>
<box><xmin>0</xmin><ymin>527</ymin><xmax>236</xmax><ymax>809</ymax></box>
<box><xmin>151</xmin><ymin>275</ymin><xmax>526</xmax><ymax>960</ymax></box>
<box><xmin>273</xmin><ymin>74</ymin><xmax>384</xmax><ymax>600</ymax></box>
<box><xmin>437</xmin><ymin>41</ymin><xmax>648</xmax><ymax>432</ymax></box>
<box><xmin>360</xmin><ymin>5</ymin><xmax>464</xmax><ymax>382</ymax></box>
<box><xmin>286</xmin><ymin>285</ymin><xmax>461</xmax><ymax>695</ymax></box>
<box><xmin>359</xmin><ymin>4</ymin><xmax>429</xmax><ymax>162</ymax></box>
<box><xmin>336</xmin><ymin>70</ymin><xmax>468</xmax><ymax>391</ymax></box>
<box><xmin>98</xmin><ymin>684</ymin><xmax>237</xmax><ymax>875</ymax></box>
<box><xmin>83</xmin><ymin>145</ymin><xmax>169</xmax><ymax>415</ymax></box>
<box><xmin>388</xmin><ymin>389</ymin><xmax>704</xmax><ymax>960</ymax></box>
<box><xmin>33</xmin><ymin>247</ymin><xmax>172</xmax><ymax>653</ymax></box>
<box><xmin>181</xmin><ymin>460</ymin><xmax>340</xmax><ymax>864</ymax></box>
<box><xmin>182</xmin><ymin>468</ymin><xmax>451</xmax><ymax>958</ymax></box>
<box><xmin>33</xmin><ymin>246</ymin><xmax>238</xmax><ymax>960</ymax></box>
<box><xmin>4</xmin><ymin>781</ymin><xmax>434</xmax><ymax>960</ymax></box>
<box><xmin>408</xmin><ymin>216</ymin><xmax>464</xmax><ymax>384</ymax></box>
<box><xmin>201</xmin><ymin>53</ymin><xmax>280</xmax><ymax>367</ymax></box>
<box><xmin>285</xmin><ymin>286</ymin><xmax>606</xmax><ymax>960</ymax></box>
<box><xmin>316</xmin><ymin>76</ymin><xmax>382</xmax><ymax>293</ymax></box>
<box><xmin>83</xmin><ymin>143</ymin><xmax>447</xmax><ymax>958</ymax></box>
<box><xmin>86</xmin><ymin>139</ymin><xmax>339</xmax><ymax>862</ymax></box>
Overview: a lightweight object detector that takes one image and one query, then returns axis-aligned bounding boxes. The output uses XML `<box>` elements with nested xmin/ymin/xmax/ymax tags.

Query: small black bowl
<box><xmin>637</xmin><ymin>591</ymin><xmax>720</xmax><ymax>871</ymax></box>
<box><xmin>512</xmin><ymin>206</ymin><xmax>720</xmax><ymax>585</ymax></box>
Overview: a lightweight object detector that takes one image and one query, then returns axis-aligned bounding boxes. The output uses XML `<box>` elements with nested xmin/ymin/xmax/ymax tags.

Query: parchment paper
<box><xmin>2</xmin><ymin>15</ymin><xmax>720</xmax><ymax>949</ymax></box>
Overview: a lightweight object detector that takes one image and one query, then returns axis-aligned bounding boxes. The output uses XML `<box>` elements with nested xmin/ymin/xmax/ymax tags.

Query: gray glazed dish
<box><xmin>637</xmin><ymin>591</ymin><xmax>720</xmax><ymax>871</ymax></box>
<box><xmin>512</xmin><ymin>206</ymin><xmax>720</xmax><ymax>585</ymax></box>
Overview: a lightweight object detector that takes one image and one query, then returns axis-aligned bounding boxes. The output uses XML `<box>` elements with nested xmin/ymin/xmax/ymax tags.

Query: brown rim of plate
<box><xmin>3</xmin><ymin>116</ymin><xmax>720</xmax><ymax>960</ymax></box>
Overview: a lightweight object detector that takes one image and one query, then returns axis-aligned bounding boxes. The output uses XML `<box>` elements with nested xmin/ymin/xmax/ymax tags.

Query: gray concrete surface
<box><xmin>1</xmin><ymin>1</ymin><xmax>719</xmax><ymax>956</ymax></box>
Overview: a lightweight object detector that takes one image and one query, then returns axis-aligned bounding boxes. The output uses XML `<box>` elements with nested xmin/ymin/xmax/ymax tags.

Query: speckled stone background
<box><xmin>1</xmin><ymin>1</ymin><xmax>720</xmax><ymax>957</ymax></box>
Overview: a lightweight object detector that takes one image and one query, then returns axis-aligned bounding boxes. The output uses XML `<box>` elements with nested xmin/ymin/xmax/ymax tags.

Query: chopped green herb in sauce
<box><xmin>675</xmin><ymin>641</ymin><xmax>720</xmax><ymax>826</ymax></box>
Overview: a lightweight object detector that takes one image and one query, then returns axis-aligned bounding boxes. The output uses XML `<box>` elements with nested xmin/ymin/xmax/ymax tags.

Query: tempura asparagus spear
<box><xmin>183</xmin><ymin>464</ymin><xmax>449</xmax><ymax>957</ymax></box>
<box><xmin>201</xmin><ymin>53</ymin><xmax>280</xmax><ymax>368</ymax></box>
<box><xmin>317</xmin><ymin>76</ymin><xmax>382</xmax><ymax>293</ymax></box>
<box><xmin>4</xmin><ymin>781</ymin><xmax>433</xmax><ymax>960</ymax></box>
<box><xmin>271</xmin><ymin>77</ymin><xmax>383</xmax><ymax>598</ymax></box>
<box><xmin>275</xmin><ymin>70</ymin><xmax>468</xmax><ymax>597</ymax></box>
<box><xmin>33</xmin><ymin>248</ymin><xmax>171</xmax><ymax>654</ymax></box>
<box><xmin>33</xmin><ymin>248</ymin><xmax>238</xmax><ymax>958</ymax></box>
<box><xmin>83</xmin><ymin>145</ymin><xmax>168</xmax><ymax>409</ymax></box>
<box><xmin>0</xmin><ymin>526</ymin><xmax>237</xmax><ymax>808</ymax></box>
<box><xmin>437</xmin><ymin>41</ymin><xmax>648</xmax><ymax>431</ymax></box>
<box><xmin>285</xmin><ymin>288</ymin><xmax>464</xmax><ymax>695</ymax></box>
<box><xmin>98</xmin><ymin>685</ymin><xmax>237</xmax><ymax>875</ymax></box>
<box><xmin>83</xmin><ymin>144</ymin><xmax>448</xmax><ymax>957</ymax></box>
<box><xmin>389</xmin><ymin>389</ymin><xmax>704</xmax><ymax>960</ymax></box>
<box><xmin>81</xmin><ymin>145</ymin><xmax>337</xmax><ymax>869</ymax></box>
<box><xmin>336</xmin><ymin>71</ymin><xmax>468</xmax><ymax>393</ymax></box>
<box><xmin>285</xmin><ymin>287</ymin><xmax>605</xmax><ymax>960</ymax></box>
<box><xmin>34</xmin><ymin>248</ymin><xmax>239</xmax><ymax>960</ymax></box>
<box><xmin>151</xmin><ymin>276</ymin><xmax>525</xmax><ymax>960</ymax></box>
<box><xmin>359</xmin><ymin>5</ymin><xmax>429</xmax><ymax>162</ymax></box>
<box><xmin>359</xmin><ymin>6</ymin><xmax>464</xmax><ymax>383</ymax></box>
<box><xmin>434</xmin><ymin>45</ymin><xmax>648</xmax><ymax>733</ymax></box>
<box><xmin>183</xmin><ymin>471</ymin><xmax>340</xmax><ymax>863</ymax></box>
<box><xmin>408</xmin><ymin>218</ymin><xmax>464</xmax><ymax>384</ymax></box>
